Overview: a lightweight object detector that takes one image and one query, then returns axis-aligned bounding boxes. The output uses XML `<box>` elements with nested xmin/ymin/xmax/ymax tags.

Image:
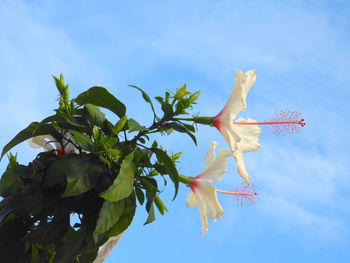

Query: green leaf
<box><xmin>85</xmin><ymin>103</ymin><xmax>106</xmax><ymax>127</ymax></box>
<box><xmin>161</xmin><ymin>103</ymin><xmax>173</xmax><ymax>119</ymax></box>
<box><xmin>0</xmin><ymin>164</ymin><xmax>31</xmax><ymax>197</ymax></box>
<box><xmin>105</xmin><ymin>148</ymin><xmax>120</xmax><ymax>161</ymax></box>
<box><xmin>69</xmin><ymin>130</ymin><xmax>94</xmax><ymax>152</ymax></box>
<box><xmin>112</xmin><ymin>116</ymin><xmax>127</xmax><ymax>135</ymax></box>
<box><xmin>127</xmin><ymin>118</ymin><xmax>150</xmax><ymax>133</ymax></box>
<box><xmin>175</xmin><ymin>83</ymin><xmax>191</xmax><ymax>99</ymax></box>
<box><xmin>129</xmin><ymin>85</ymin><xmax>157</xmax><ymax>118</ymax></box>
<box><xmin>144</xmin><ymin>201</ymin><xmax>155</xmax><ymax>225</ymax></box>
<box><xmin>140</xmin><ymin>177</ymin><xmax>159</xmax><ymax>193</ymax></box>
<box><xmin>100</xmin><ymin>151</ymin><xmax>135</xmax><ymax>202</ymax></box>
<box><xmin>151</xmin><ymin>148</ymin><xmax>179</xmax><ymax>200</ymax></box>
<box><xmin>154</xmin><ymin>194</ymin><xmax>168</xmax><ymax>215</ymax></box>
<box><xmin>135</xmin><ymin>187</ymin><xmax>145</xmax><ymax>205</ymax></box>
<box><xmin>45</xmin><ymin>154</ymin><xmax>102</xmax><ymax>196</ymax></box>
<box><xmin>103</xmin><ymin>137</ymin><xmax>118</xmax><ymax>149</ymax></box>
<box><xmin>94</xmin><ymin>199</ymin><xmax>125</xmax><ymax>236</ymax></box>
<box><xmin>75</xmin><ymin>86</ymin><xmax>126</xmax><ymax>118</ymax></box>
<box><xmin>168</xmin><ymin>122</ymin><xmax>197</xmax><ymax>145</ymax></box>
<box><xmin>189</xmin><ymin>90</ymin><xmax>201</xmax><ymax>103</ymax></box>
<box><xmin>108</xmin><ymin>193</ymin><xmax>136</xmax><ymax>237</ymax></box>
<box><xmin>92</xmin><ymin>126</ymin><xmax>99</xmax><ymax>141</ymax></box>
<box><xmin>63</xmin><ymin>156</ymin><xmax>102</xmax><ymax>196</ymax></box>
<box><xmin>1</xmin><ymin>122</ymin><xmax>59</xmax><ymax>160</ymax></box>
<box><xmin>63</xmin><ymin>116</ymin><xmax>87</xmax><ymax>128</ymax></box>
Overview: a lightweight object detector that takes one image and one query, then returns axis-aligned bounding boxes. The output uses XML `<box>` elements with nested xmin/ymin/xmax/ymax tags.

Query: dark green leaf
<box><xmin>129</xmin><ymin>85</ymin><xmax>157</xmax><ymax>118</ymax></box>
<box><xmin>140</xmin><ymin>177</ymin><xmax>159</xmax><ymax>193</ymax></box>
<box><xmin>100</xmin><ymin>151</ymin><xmax>135</xmax><ymax>202</ymax></box>
<box><xmin>64</xmin><ymin>117</ymin><xmax>87</xmax><ymax>128</ymax></box>
<box><xmin>168</xmin><ymin>122</ymin><xmax>197</xmax><ymax>145</ymax></box>
<box><xmin>182</xmin><ymin>123</ymin><xmax>195</xmax><ymax>133</ymax></box>
<box><xmin>0</xmin><ymin>164</ymin><xmax>30</xmax><ymax>197</ymax></box>
<box><xmin>94</xmin><ymin>199</ymin><xmax>125</xmax><ymax>236</ymax></box>
<box><xmin>1</xmin><ymin>122</ymin><xmax>59</xmax><ymax>160</ymax></box>
<box><xmin>85</xmin><ymin>103</ymin><xmax>106</xmax><ymax>127</ymax></box>
<box><xmin>75</xmin><ymin>86</ymin><xmax>126</xmax><ymax>118</ymax></box>
<box><xmin>127</xmin><ymin>118</ymin><xmax>150</xmax><ymax>133</ymax></box>
<box><xmin>151</xmin><ymin>148</ymin><xmax>179</xmax><ymax>200</ymax></box>
<box><xmin>70</xmin><ymin>130</ymin><xmax>94</xmax><ymax>152</ymax></box>
<box><xmin>144</xmin><ymin>201</ymin><xmax>155</xmax><ymax>225</ymax></box>
<box><xmin>63</xmin><ymin>157</ymin><xmax>102</xmax><ymax>196</ymax></box>
<box><xmin>135</xmin><ymin>187</ymin><xmax>145</xmax><ymax>205</ymax></box>
<box><xmin>161</xmin><ymin>103</ymin><xmax>173</xmax><ymax>119</ymax></box>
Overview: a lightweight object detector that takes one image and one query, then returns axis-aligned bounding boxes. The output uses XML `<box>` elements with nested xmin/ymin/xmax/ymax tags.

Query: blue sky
<box><xmin>1</xmin><ymin>0</ymin><xmax>350</xmax><ymax>262</ymax></box>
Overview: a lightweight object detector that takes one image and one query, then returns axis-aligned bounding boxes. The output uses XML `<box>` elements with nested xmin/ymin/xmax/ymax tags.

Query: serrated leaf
<box><xmin>151</xmin><ymin>148</ymin><xmax>179</xmax><ymax>200</ymax></box>
<box><xmin>94</xmin><ymin>199</ymin><xmax>125</xmax><ymax>236</ymax></box>
<box><xmin>127</xmin><ymin>118</ymin><xmax>150</xmax><ymax>133</ymax></box>
<box><xmin>70</xmin><ymin>130</ymin><xmax>94</xmax><ymax>152</ymax></box>
<box><xmin>75</xmin><ymin>86</ymin><xmax>126</xmax><ymax>118</ymax></box>
<box><xmin>100</xmin><ymin>151</ymin><xmax>135</xmax><ymax>202</ymax></box>
<box><xmin>1</xmin><ymin>122</ymin><xmax>59</xmax><ymax>160</ymax></box>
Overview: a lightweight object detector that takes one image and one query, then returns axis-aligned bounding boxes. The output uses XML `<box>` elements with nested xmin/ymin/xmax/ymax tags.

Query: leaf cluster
<box><xmin>0</xmin><ymin>76</ymin><xmax>200</xmax><ymax>262</ymax></box>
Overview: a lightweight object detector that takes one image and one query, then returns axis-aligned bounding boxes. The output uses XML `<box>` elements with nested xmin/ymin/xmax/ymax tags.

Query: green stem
<box><xmin>178</xmin><ymin>174</ymin><xmax>191</xmax><ymax>185</ymax></box>
<box><xmin>174</xmin><ymin>116</ymin><xmax>214</xmax><ymax>125</ymax></box>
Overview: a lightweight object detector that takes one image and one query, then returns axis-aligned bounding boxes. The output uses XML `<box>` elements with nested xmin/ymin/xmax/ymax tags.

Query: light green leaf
<box><xmin>127</xmin><ymin>118</ymin><xmax>150</xmax><ymax>133</ymax></box>
<box><xmin>70</xmin><ymin>130</ymin><xmax>94</xmax><ymax>151</ymax></box>
<box><xmin>85</xmin><ymin>103</ymin><xmax>106</xmax><ymax>127</ymax></box>
<box><xmin>100</xmin><ymin>151</ymin><xmax>135</xmax><ymax>202</ymax></box>
<box><xmin>94</xmin><ymin>199</ymin><xmax>125</xmax><ymax>236</ymax></box>
<box><xmin>154</xmin><ymin>194</ymin><xmax>168</xmax><ymax>215</ymax></box>
<box><xmin>112</xmin><ymin>116</ymin><xmax>127</xmax><ymax>135</ymax></box>
<box><xmin>75</xmin><ymin>86</ymin><xmax>126</xmax><ymax>118</ymax></box>
<box><xmin>108</xmin><ymin>193</ymin><xmax>136</xmax><ymax>237</ymax></box>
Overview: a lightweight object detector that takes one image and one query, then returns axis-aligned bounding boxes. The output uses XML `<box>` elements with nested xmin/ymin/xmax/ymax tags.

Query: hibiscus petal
<box><xmin>93</xmin><ymin>233</ymin><xmax>123</xmax><ymax>263</ymax></box>
<box><xmin>200</xmin><ymin>141</ymin><xmax>217</xmax><ymax>173</ymax></box>
<box><xmin>186</xmin><ymin>190</ymin><xmax>197</xmax><ymax>208</ymax></box>
<box><xmin>195</xmin><ymin>181</ymin><xmax>224</xmax><ymax>221</ymax></box>
<box><xmin>28</xmin><ymin>136</ymin><xmax>54</xmax><ymax>151</ymax></box>
<box><xmin>234</xmin><ymin>117</ymin><xmax>261</xmax><ymax>153</ymax></box>
<box><xmin>199</xmin><ymin>148</ymin><xmax>231</xmax><ymax>182</ymax></box>
<box><xmin>233</xmin><ymin>152</ymin><xmax>250</xmax><ymax>184</ymax></box>
<box><xmin>219</xmin><ymin>69</ymin><xmax>256</xmax><ymax>120</ymax></box>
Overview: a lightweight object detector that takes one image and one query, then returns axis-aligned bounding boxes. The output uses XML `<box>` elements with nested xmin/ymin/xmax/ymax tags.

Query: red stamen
<box><xmin>233</xmin><ymin>110</ymin><xmax>305</xmax><ymax>136</ymax></box>
<box><xmin>216</xmin><ymin>184</ymin><xmax>259</xmax><ymax>206</ymax></box>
